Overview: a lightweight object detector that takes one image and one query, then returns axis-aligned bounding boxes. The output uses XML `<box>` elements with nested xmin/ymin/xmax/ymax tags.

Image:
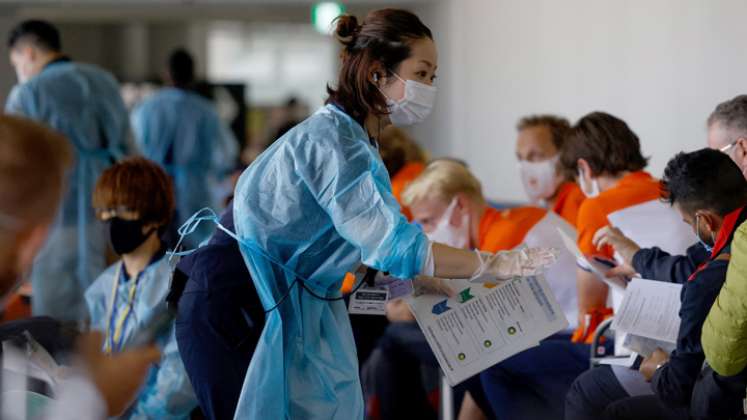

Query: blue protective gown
<box><xmin>85</xmin><ymin>253</ymin><xmax>198</xmax><ymax>420</ymax></box>
<box><xmin>5</xmin><ymin>58</ymin><xmax>131</xmax><ymax>321</ymax></box>
<box><xmin>232</xmin><ymin>104</ymin><xmax>429</xmax><ymax>419</ymax></box>
<box><xmin>131</xmin><ymin>88</ymin><xmax>238</xmax><ymax>246</ymax></box>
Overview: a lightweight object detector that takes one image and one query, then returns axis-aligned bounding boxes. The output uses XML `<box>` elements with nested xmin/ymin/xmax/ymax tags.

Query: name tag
<box><xmin>348</xmin><ymin>286</ymin><xmax>389</xmax><ymax>315</ymax></box>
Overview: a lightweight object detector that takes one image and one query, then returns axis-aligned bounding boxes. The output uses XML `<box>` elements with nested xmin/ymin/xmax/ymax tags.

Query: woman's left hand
<box><xmin>412</xmin><ymin>275</ymin><xmax>455</xmax><ymax>297</ymax></box>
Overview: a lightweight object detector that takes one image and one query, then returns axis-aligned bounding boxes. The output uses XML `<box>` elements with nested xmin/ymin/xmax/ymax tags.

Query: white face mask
<box><xmin>426</xmin><ymin>199</ymin><xmax>470</xmax><ymax>249</ymax></box>
<box><xmin>519</xmin><ymin>155</ymin><xmax>562</xmax><ymax>203</ymax></box>
<box><xmin>383</xmin><ymin>73</ymin><xmax>437</xmax><ymax>127</ymax></box>
<box><xmin>577</xmin><ymin>167</ymin><xmax>601</xmax><ymax>198</ymax></box>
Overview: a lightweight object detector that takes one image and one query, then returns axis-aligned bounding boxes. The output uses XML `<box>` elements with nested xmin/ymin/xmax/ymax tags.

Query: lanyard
<box><xmin>170</xmin><ymin>208</ymin><xmax>371</xmax><ymax>312</ymax></box>
<box><xmin>103</xmin><ymin>263</ymin><xmax>140</xmax><ymax>354</ymax></box>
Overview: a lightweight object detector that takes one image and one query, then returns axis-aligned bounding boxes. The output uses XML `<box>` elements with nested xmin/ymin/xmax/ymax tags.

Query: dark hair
<box><xmin>93</xmin><ymin>157</ymin><xmax>175</xmax><ymax>227</ymax></box>
<box><xmin>7</xmin><ymin>20</ymin><xmax>61</xmax><ymax>52</ymax></box>
<box><xmin>560</xmin><ymin>111</ymin><xmax>648</xmax><ymax>176</ymax></box>
<box><xmin>326</xmin><ymin>9</ymin><xmax>432</xmax><ymax>123</ymax></box>
<box><xmin>661</xmin><ymin>148</ymin><xmax>747</xmax><ymax>216</ymax></box>
<box><xmin>517</xmin><ymin>114</ymin><xmax>571</xmax><ymax>150</ymax></box>
<box><xmin>708</xmin><ymin>95</ymin><xmax>747</xmax><ymax>137</ymax></box>
<box><xmin>168</xmin><ymin>48</ymin><xmax>195</xmax><ymax>88</ymax></box>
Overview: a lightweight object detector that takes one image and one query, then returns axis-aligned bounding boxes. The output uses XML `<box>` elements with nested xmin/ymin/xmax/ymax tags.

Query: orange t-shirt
<box><xmin>391</xmin><ymin>162</ymin><xmax>426</xmax><ymax>221</ymax></box>
<box><xmin>478</xmin><ymin>206</ymin><xmax>547</xmax><ymax>253</ymax></box>
<box><xmin>576</xmin><ymin>171</ymin><xmax>661</xmax><ymax>259</ymax></box>
<box><xmin>552</xmin><ymin>182</ymin><xmax>586</xmax><ymax>227</ymax></box>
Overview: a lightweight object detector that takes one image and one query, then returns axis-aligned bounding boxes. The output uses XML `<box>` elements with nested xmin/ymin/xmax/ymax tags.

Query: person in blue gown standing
<box><xmin>5</xmin><ymin>20</ymin><xmax>132</xmax><ymax>321</ymax></box>
<box><xmin>131</xmin><ymin>49</ymin><xmax>238</xmax><ymax>247</ymax></box>
<box><xmin>228</xmin><ymin>9</ymin><xmax>558</xmax><ymax>419</ymax></box>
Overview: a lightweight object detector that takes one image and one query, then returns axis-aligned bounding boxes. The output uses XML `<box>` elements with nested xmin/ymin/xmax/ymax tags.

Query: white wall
<box><xmin>412</xmin><ymin>0</ymin><xmax>747</xmax><ymax>202</ymax></box>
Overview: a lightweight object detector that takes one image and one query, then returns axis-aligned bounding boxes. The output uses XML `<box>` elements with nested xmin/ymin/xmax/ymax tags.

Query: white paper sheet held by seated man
<box><xmin>406</xmin><ymin>275</ymin><xmax>568</xmax><ymax>385</ymax></box>
<box><xmin>611</xmin><ymin>278</ymin><xmax>682</xmax><ymax>356</ymax></box>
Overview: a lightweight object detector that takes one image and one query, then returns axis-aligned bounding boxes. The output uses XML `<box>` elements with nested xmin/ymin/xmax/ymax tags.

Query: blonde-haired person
<box><xmin>0</xmin><ymin>115</ymin><xmax>160</xmax><ymax>419</ymax></box>
<box><xmin>363</xmin><ymin>160</ymin><xmax>547</xmax><ymax>420</ymax></box>
<box><xmin>403</xmin><ymin>159</ymin><xmax>546</xmax><ymax>251</ymax></box>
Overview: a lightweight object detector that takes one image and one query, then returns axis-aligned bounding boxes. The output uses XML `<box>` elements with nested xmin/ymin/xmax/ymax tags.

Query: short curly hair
<box><xmin>661</xmin><ymin>148</ymin><xmax>747</xmax><ymax>216</ymax></box>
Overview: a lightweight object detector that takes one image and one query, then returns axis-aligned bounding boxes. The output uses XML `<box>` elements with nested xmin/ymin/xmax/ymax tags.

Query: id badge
<box><xmin>348</xmin><ymin>285</ymin><xmax>389</xmax><ymax>315</ymax></box>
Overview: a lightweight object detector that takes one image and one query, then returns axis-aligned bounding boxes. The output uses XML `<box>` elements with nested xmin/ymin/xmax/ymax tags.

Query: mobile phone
<box><xmin>592</xmin><ymin>256</ymin><xmax>617</xmax><ymax>269</ymax></box>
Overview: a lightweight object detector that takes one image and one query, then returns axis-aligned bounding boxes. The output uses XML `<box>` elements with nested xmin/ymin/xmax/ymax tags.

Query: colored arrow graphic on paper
<box><xmin>458</xmin><ymin>288</ymin><xmax>475</xmax><ymax>303</ymax></box>
<box><xmin>432</xmin><ymin>299</ymin><xmax>452</xmax><ymax>315</ymax></box>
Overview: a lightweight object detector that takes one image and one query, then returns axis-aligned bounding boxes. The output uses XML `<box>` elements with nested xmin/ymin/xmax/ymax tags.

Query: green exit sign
<box><xmin>312</xmin><ymin>2</ymin><xmax>346</xmax><ymax>35</ymax></box>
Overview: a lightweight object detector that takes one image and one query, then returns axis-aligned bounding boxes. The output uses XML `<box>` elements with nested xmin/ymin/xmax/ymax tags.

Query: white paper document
<box><xmin>407</xmin><ymin>275</ymin><xmax>568</xmax><ymax>385</ymax></box>
<box><xmin>611</xmin><ymin>278</ymin><xmax>682</xmax><ymax>344</ymax></box>
<box><xmin>607</xmin><ymin>200</ymin><xmax>696</xmax><ymax>257</ymax></box>
<box><xmin>522</xmin><ymin>212</ymin><xmax>579</xmax><ymax>330</ymax></box>
<box><xmin>622</xmin><ymin>333</ymin><xmax>677</xmax><ymax>358</ymax></box>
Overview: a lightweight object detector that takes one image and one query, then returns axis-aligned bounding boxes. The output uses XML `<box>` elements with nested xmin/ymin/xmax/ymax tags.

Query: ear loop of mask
<box><xmin>168</xmin><ymin>208</ymin><xmax>375</xmax><ymax>313</ymax></box>
<box><xmin>695</xmin><ymin>213</ymin><xmax>716</xmax><ymax>253</ymax></box>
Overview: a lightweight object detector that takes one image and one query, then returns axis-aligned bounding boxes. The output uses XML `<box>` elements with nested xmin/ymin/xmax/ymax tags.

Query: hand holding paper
<box><xmin>592</xmin><ymin>226</ymin><xmax>641</xmax><ymax>266</ymax></box>
<box><xmin>412</xmin><ymin>275</ymin><xmax>456</xmax><ymax>297</ymax></box>
<box><xmin>639</xmin><ymin>348</ymin><xmax>670</xmax><ymax>382</ymax></box>
<box><xmin>557</xmin><ymin>228</ymin><xmax>630</xmax><ymax>290</ymax></box>
<box><xmin>470</xmin><ymin>248</ymin><xmax>559</xmax><ymax>284</ymax></box>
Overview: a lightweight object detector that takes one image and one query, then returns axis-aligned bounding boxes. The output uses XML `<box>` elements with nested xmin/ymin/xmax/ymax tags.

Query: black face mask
<box><xmin>107</xmin><ymin>217</ymin><xmax>157</xmax><ymax>255</ymax></box>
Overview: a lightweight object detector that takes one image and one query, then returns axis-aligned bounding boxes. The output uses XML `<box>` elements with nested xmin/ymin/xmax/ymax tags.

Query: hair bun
<box><xmin>334</xmin><ymin>14</ymin><xmax>360</xmax><ymax>46</ymax></box>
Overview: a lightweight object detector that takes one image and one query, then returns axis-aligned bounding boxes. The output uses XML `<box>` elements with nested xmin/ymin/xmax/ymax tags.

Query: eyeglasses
<box><xmin>720</xmin><ymin>138</ymin><xmax>745</xmax><ymax>154</ymax></box>
<box><xmin>720</xmin><ymin>142</ymin><xmax>737</xmax><ymax>153</ymax></box>
<box><xmin>95</xmin><ymin>206</ymin><xmax>136</xmax><ymax>218</ymax></box>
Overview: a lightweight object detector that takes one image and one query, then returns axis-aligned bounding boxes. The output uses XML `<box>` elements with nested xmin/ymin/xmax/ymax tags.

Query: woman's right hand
<box><xmin>470</xmin><ymin>247</ymin><xmax>559</xmax><ymax>283</ymax></box>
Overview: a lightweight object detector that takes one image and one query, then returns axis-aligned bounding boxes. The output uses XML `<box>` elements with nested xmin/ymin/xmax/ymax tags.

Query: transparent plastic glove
<box><xmin>412</xmin><ymin>275</ymin><xmax>456</xmax><ymax>297</ymax></box>
<box><xmin>470</xmin><ymin>247</ymin><xmax>559</xmax><ymax>284</ymax></box>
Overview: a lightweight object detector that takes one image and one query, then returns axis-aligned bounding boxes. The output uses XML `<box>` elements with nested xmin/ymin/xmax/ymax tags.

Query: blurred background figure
<box><xmin>131</xmin><ymin>48</ymin><xmax>238</xmax><ymax>248</ymax></box>
<box><xmin>86</xmin><ymin>157</ymin><xmax>198</xmax><ymax>419</ymax></box>
<box><xmin>378</xmin><ymin>125</ymin><xmax>429</xmax><ymax>220</ymax></box>
<box><xmin>5</xmin><ymin>19</ymin><xmax>131</xmax><ymax>322</ymax></box>
<box><xmin>0</xmin><ymin>114</ymin><xmax>161</xmax><ymax>420</ymax></box>
<box><xmin>270</xmin><ymin>96</ymin><xmax>306</xmax><ymax>143</ymax></box>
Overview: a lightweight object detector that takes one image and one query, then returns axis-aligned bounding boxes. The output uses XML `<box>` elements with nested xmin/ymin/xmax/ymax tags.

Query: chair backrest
<box><xmin>522</xmin><ymin>211</ymin><xmax>579</xmax><ymax>330</ymax></box>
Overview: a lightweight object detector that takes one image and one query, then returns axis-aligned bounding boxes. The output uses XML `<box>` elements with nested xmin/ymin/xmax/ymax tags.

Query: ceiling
<box><xmin>0</xmin><ymin>0</ymin><xmax>435</xmax><ymax>23</ymax></box>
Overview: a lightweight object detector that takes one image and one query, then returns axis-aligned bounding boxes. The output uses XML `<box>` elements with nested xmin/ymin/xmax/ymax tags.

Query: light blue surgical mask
<box><xmin>695</xmin><ymin>214</ymin><xmax>716</xmax><ymax>253</ymax></box>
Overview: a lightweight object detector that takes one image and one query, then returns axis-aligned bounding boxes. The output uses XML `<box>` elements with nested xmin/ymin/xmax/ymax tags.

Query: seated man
<box><xmin>86</xmin><ymin>157</ymin><xmax>198</xmax><ymax>419</ymax></box>
<box><xmin>479</xmin><ymin>115</ymin><xmax>590</xmax><ymax>420</ymax></box>
<box><xmin>362</xmin><ymin>160</ymin><xmax>505</xmax><ymax>420</ymax></box>
<box><xmin>565</xmin><ymin>149</ymin><xmax>747</xmax><ymax>419</ymax></box>
<box><xmin>516</xmin><ymin>114</ymin><xmax>585</xmax><ymax>226</ymax></box>
<box><xmin>696</xmin><ymin>93</ymin><xmax>747</xmax><ymax>420</ymax></box>
<box><xmin>561</xmin><ymin>112</ymin><xmax>692</xmax><ymax>345</ymax></box>
<box><xmin>363</xmin><ymin>121</ymin><xmax>584</xmax><ymax>420</ymax></box>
